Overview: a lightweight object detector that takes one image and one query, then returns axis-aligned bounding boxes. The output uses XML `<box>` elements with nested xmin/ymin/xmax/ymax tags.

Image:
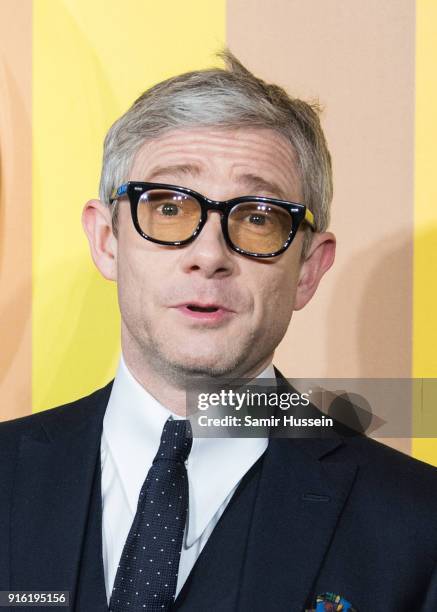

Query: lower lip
<box><xmin>175</xmin><ymin>306</ymin><xmax>233</xmax><ymax>323</ymax></box>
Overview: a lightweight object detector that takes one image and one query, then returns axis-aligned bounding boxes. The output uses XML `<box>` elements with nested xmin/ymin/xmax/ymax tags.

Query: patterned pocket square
<box><xmin>314</xmin><ymin>592</ymin><xmax>357</xmax><ymax>611</ymax></box>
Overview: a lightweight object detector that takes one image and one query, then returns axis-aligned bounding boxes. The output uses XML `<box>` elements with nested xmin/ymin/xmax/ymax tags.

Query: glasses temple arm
<box><xmin>304</xmin><ymin>208</ymin><xmax>315</xmax><ymax>229</ymax></box>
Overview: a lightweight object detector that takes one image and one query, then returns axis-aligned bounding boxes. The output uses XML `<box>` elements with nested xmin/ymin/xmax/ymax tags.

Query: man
<box><xmin>1</xmin><ymin>51</ymin><xmax>437</xmax><ymax>612</ymax></box>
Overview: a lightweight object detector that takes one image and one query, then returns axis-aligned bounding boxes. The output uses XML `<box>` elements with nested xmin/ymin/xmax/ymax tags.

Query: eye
<box><xmin>248</xmin><ymin>213</ymin><xmax>267</xmax><ymax>225</ymax></box>
<box><xmin>241</xmin><ymin>211</ymin><xmax>273</xmax><ymax>227</ymax></box>
<box><xmin>157</xmin><ymin>202</ymin><xmax>180</xmax><ymax>216</ymax></box>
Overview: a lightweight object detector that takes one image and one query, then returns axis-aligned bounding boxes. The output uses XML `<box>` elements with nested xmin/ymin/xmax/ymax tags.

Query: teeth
<box><xmin>187</xmin><ymin>305</ymin><xmax>218</xmax><ymax>312</ymax></box>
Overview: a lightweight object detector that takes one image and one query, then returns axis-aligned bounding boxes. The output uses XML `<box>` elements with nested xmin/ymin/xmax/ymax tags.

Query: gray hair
<box><xmin>100</xmin><ymin>50</ymin><xmax>333</xmax><ymax>255</ymax></box>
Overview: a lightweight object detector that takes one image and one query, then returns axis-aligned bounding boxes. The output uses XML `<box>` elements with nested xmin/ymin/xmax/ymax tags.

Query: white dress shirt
<box><xmin>101</xmin><ymin>356</ymin><xmax>272</xmax><ymax>603</ymax></box>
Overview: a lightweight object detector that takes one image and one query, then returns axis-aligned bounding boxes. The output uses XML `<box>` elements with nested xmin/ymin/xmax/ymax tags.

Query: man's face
<box><xmin>86</xmin><ymin>127</ymin><xmax>334</xmax><ymax>383</ymax></box>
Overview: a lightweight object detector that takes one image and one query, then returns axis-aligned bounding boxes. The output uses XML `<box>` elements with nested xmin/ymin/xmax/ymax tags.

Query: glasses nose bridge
<box><xmin>201</xmin><ymin>196</ymin><xmax>230</xmax><ymax>225</ymax></box>
<box><xmin>195</xmin><ymin>196</ymin><xmax>230</xmax><ymax>246</ymax></box>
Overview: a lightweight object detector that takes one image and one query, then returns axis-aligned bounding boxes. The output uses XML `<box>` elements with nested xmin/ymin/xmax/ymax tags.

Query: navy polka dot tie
<box><xmin>109</xmin><ymin>418</ymin><xmax>192</xmax><ymax>611</ymax></box>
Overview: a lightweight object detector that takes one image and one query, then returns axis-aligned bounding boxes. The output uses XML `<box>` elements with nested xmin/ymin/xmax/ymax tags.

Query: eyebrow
<box><xmin>146</xmin><ymin>164</ymin><xmax>201</xmax><ymax>182</ymax></box>
<box><xmin>235</xmin><ymin>173</ymin><xmax>288</xmax><ymax>200</ymax></box>
<box><xmin>145</xmin><ymin>166</ymin><xmax>288</xmax><ymax>200</ymax></box>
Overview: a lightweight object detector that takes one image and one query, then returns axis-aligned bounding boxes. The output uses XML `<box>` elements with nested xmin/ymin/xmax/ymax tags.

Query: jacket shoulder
<box><xmin>0</xmin><ymin>381</ymin><xmax>113</xmax><ymax>451</ymax></box>
<box><xmin>345</xmin><ymin>433</ymin><xmax>437</xmax><ymax>480</ymax></box>
<box><xmin>340</xmin><ymin>435</ymin><xmax>437</xmax><ymax>526</ymax></box>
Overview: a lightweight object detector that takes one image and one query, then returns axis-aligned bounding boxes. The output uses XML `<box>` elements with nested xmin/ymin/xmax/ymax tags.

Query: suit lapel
<box><xmin>238</xmin><ymin>435</ymin><xmax>357</xmax><ymax>612</ymax></box>
<box><xmin>10</xmin><ymin>384</ymin><xmax>112</xmax><ymax>608</ymax></box>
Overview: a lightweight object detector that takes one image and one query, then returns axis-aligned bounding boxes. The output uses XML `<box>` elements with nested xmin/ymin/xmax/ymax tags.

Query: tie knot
<box><xmin>154</xmin><ymin>418</ymin><xmax>192</xmax><ymax>464</ymax></box>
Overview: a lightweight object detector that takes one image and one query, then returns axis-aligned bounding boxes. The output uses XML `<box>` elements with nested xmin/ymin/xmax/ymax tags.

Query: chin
<box><xmin>175</xmin><ymin>356</ymin><xmax>233</xmax><ymax>376</ymax></box>
<box><xmin>146</xmin><ymin>330</ymin><xmax>255</xmax><ymax>381</ymax></box>
<box><xmin>165</xmin><ymin>350</ymin><xmax>242</xmax><ymax>380</ymax></box>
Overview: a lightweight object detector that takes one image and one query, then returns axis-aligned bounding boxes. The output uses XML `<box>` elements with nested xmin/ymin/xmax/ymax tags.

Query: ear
<box><xmin>82</xmin><ymin>199</ymin><xmax>117</xmax><ymax>281</ymax></box>
<box><xmin>294</xmin><ymin>232</ymin><xmax>336</xmax><ymax>311</ymax></box>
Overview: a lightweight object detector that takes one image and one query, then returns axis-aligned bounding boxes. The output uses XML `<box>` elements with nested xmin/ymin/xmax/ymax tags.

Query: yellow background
<box><xmin>32</xmin><ymin>0</ymin><xmax>226</xmax><ymax>410</ymax></box>
<box><xmin>412</xmin><ymin>0</ymin><xmax>437</xmax><ymax>463</ymax></box>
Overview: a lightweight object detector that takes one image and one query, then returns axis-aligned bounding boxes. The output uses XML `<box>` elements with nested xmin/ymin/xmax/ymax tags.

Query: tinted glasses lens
<box><xmin>228</xmin><ymin>202</ymin><xmax>293</xmax><ymax>255</ymax></box>
<box><xmin>137</xmin><ymin>189</ymin><xmax>201</xmax><ymax>242</ymax></box>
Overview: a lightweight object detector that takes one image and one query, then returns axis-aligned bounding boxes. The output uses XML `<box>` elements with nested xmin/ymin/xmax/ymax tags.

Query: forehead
<box><xmin>128</xmin><ymin>127</ymin><xmax>302</xmax><ymax>201</ymax></box>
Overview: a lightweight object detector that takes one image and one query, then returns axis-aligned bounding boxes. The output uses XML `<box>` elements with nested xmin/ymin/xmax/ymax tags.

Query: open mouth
<box><xmin>186</xmin><ymin>305</ymin><xmax>219</xmax><ymax>313</ymax></box>
<box><xmin>174</xmin><ymin>302</ymin><xmax>233</xmax><ymax>322</ymax></box>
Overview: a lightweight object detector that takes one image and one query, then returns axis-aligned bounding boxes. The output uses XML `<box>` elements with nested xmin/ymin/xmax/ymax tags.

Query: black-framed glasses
<box><xmin>109</xmin><ymin>181</ymin><xmax>315</xmax><ymax>258</ymax></box>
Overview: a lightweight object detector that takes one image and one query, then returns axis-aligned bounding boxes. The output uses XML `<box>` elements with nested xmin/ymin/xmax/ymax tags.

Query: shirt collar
<box><xmin>103</xmin><ymin>355</ymin><xmax>271</xmax><ymax>547</ymax></box>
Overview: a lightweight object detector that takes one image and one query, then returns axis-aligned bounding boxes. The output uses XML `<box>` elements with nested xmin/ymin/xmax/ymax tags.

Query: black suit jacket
<box><xmin>1</xmin><ymin>377</ymin><xmax>437</xmax><ymax>611</ymax></box>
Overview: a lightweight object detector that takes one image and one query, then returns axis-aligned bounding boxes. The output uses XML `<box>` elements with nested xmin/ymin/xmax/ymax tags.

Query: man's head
<box><xmin>83</xmin><ymin>51</ymin><xmax>335</xmax><ymax>387</ymax></box>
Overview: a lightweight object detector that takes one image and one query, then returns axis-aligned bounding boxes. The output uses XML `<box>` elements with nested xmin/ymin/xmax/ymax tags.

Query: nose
<box><xmin>179</xmin><ymin>211</ymin><xmax>235</xmax><ymax>278</ymax></box>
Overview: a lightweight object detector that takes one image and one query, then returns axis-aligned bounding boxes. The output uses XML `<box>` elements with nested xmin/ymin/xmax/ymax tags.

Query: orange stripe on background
<box><xmin>228</xmin><ymin>0</ymin><xmax>415</xmax><ymax>456</ymax></box>
<box><xmin>0</xmin><ymin>0</ymin><xmax>32</xmax><ymax>421</ymax></box>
